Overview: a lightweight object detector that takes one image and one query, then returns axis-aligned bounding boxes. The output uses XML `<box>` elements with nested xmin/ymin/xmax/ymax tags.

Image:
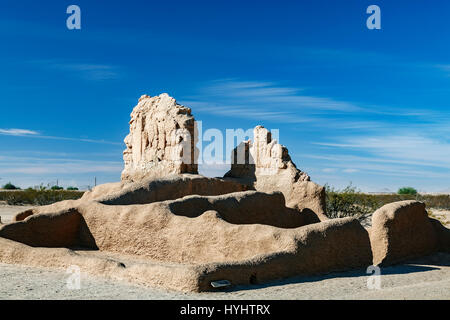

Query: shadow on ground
<box><xmin>222</xmin><ymin>252</ymin><xmax>450</xmax><ymax>293</ymax></box>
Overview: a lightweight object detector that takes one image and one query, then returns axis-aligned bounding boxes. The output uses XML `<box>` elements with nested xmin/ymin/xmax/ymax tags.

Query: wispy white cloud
<box><xmin>183</xmin><ymin>101</ymin><xmax>315</xmax><ymax>123</ymax></box>
<box><xmin>342</xmin><ymin>168</ymin><xmax>359</xmax><ymax>173</ymax></box>
<box><xmin>0</xmin><ymin>154</ymin><xmax>123</xmax><ymax>189</ymax></box>
<box><xmin>0</xmin><ymin>128</ymin><xmax>122</xmax><ymax>145</ymax></box>
<box><xmin>5</xmin><ymin>164</ymin><xmax>121</xmax><ymax>175</ymax></box>
<box><xmin>181</xmin><ymin>79</ymin><xmax>365</xmax><ymax>124</ymax></box>
<box><xmin>307</xmin><ymin>156</ymin><xmax>450</xmax><ymax>182</ymax></box>
<box><xmin>182</xmin><ymin>79</ymin><xmax>437</xmax><ymax>128</ymax></box>
<box><xmin>435</xmin><ymin>64</ymin><xmax>450</xmax><ymax>76</ymax></box>
<box><xmin>0</xmin><ymin>128</ymin><xmax>39</xmax><ymax>136</ymax></box>
<box><xmin>308</xmin><ymin>132</ymin><xmax>450</xmax><ymax>187</ymax></box>
<box><xmin>30</xmin><ymin>60</ymin><xmax>120</xmax><ymax>81</ymax></box>
<box><xmin>0</xmin><ymin>157</ymin><xmax>122</xmax><ymax>175</ymax></box>
<box><xmin>34</xmin><ymin>134</ymin><xmax>122</xmax><ymax>145</ymax></box>
<box><xmin>314</xmin><ymin>134</ymin><xmax>450</xmax><ymax>168</ymax></box>
<box><xmin>52</xmin><ymin>63</ymin><xmax>119</xmax><ymax>81</ymax></box>
<box><xmin>320</xmin><ymin>167</ymin><xmax>358</xmax><ymax>174</ymax></box>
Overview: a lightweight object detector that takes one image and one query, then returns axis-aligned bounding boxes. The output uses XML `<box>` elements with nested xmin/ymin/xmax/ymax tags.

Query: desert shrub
<box><xmin>415</xmin><ymin>194</ymin><xmax>450</xmax><ymax>209</ymax></box>
<box><xmin>361</xmin><ymin>193</ymin><xmax>450</xmax><ymax>209</ymax></box>
<box><xmin>66</xmin><ymin>186</ymin><xmax>79</xmax><ymax>191</ymax></box>
<box><xmin>325</xmin><ymin>186</ymin><xmax>450</xmax><ymax>219</ymax></box>
<box><xmin>2</xmin><ymin>182</ymin><xmax>20</xmax><ymax>190</ymax></box>
<box><xmin>50</xmin><ymin>185</ymin><xmax>64</xmax><ymax>190</ymax></box>
<box><xmin>325</xmin><ymin>184</ymin><xmax>379</xmax><ymax>218</ymax></box>
<box><xmin>0</xmin><ymin>189</ymin><xmax>84</xmax><ymax>205</ymax></box>
<box><xmin>398</xmin><ymin>187</ymin><xmax>418</xmax><ymax>195</ymax></box>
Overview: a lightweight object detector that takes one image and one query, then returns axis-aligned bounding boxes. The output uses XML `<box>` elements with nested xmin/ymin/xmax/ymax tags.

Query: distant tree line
<box><xmin>1</xmin><ymin>182</ymin><xmax>78</xmax><ymax>191</ymax></box>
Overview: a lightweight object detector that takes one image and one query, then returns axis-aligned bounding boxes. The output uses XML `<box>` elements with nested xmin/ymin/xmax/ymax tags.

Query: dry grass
<box><xmin>0</xmin><ymin>190</ymin><xmax>84</xmax><ymax>205</ymax></box>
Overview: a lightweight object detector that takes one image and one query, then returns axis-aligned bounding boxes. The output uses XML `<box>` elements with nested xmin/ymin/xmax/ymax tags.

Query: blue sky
<box><xmin>0</xmin><ymin>0</ymin><xmax>449</xmax><ymax>192</ymax></box>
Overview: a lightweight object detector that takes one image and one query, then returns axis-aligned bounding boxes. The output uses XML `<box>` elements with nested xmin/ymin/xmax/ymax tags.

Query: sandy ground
<box><xmin>0</xmin><ymin>204</ymin><xmax>35</xmax><ymax>224</ymax></box>
<box><xmin>0</xmin><ymin>253</ymin><xmax>449</xmax><ymax>300</ymax></box>
<box><xmin>0</xmin><ymin>204</ymin><xmax>449</xmax><ymax>300</ymax></box>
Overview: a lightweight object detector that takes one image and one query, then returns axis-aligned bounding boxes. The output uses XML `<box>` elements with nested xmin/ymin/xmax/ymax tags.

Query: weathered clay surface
<box><xmin>121</xmin><ymin>94</ymin><xmax>198</xmax><ymax>182</ymax></box>
<box><xmin>429</xmin><ymin>218</ymin><xmax>450</xmax><ymax>253</ymax></box>
<box><xmin>224</xmin><ymin>126</ymin><xmax>327</xmax><ymax>218</ymax></box>
<box><xmin>0</xmin><ymin>198</ymin><xmax>371</xmax><ymax>291</ymax></box>
<box><xmin>81</xmin><ymin>174</ymin><xmax>250</xmax><ymax>205</ymax></box>
<box><xmin>6</xmin><ymin>191</ymin><xmax>321</xmax><ymax>258</ymax></box>
<box><xmin>370</xmin><ymin>201</ymin><xmax>439</xmax><ymax>266</ymax></box>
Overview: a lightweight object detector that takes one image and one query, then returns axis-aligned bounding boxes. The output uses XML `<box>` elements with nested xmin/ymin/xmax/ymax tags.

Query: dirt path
<box><xmin>0</xmin><ymin>253</ymin><xmax>449</xmax><ymax>300</ymax></box>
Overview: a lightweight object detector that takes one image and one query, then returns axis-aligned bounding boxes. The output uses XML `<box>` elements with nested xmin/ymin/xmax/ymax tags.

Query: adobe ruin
<box><xmin>0</xmin><ymin>93</ymin><xmax>448</xmax><ymax>292</ymax></box>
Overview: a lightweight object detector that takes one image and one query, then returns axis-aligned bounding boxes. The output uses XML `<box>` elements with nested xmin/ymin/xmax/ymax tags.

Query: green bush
<box><xmin>398</xmin><ymin>187</ymin><xmax>418</xmax><ymax>195</ymax></box>
<box><xmin>325</xmin><ymin>185</ymin><xmax>450</xmax><ymax>219</ymax></box>
<box><xmin>50</xmin><ymin>185</ymin><xmax>64</xmax><ymax>190</ymax></box>
<box><xmin>0</xmin><ymin>189</ymin><xmax>84</xmax><ymax>205</ymax></box>
<box><xmin>66</xmin><ymin>186</ymin><xmax>79</xmax><ymax>191</ymax></box>
<box><xmin>2</xmin><ymin>182</ymin><xmax>20</xmax><ymax>190</ymax></box>
<box><xmin>325</xmin><ymin>184</ymin><xmax>379</xmax><ymax>218</ymax></box>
